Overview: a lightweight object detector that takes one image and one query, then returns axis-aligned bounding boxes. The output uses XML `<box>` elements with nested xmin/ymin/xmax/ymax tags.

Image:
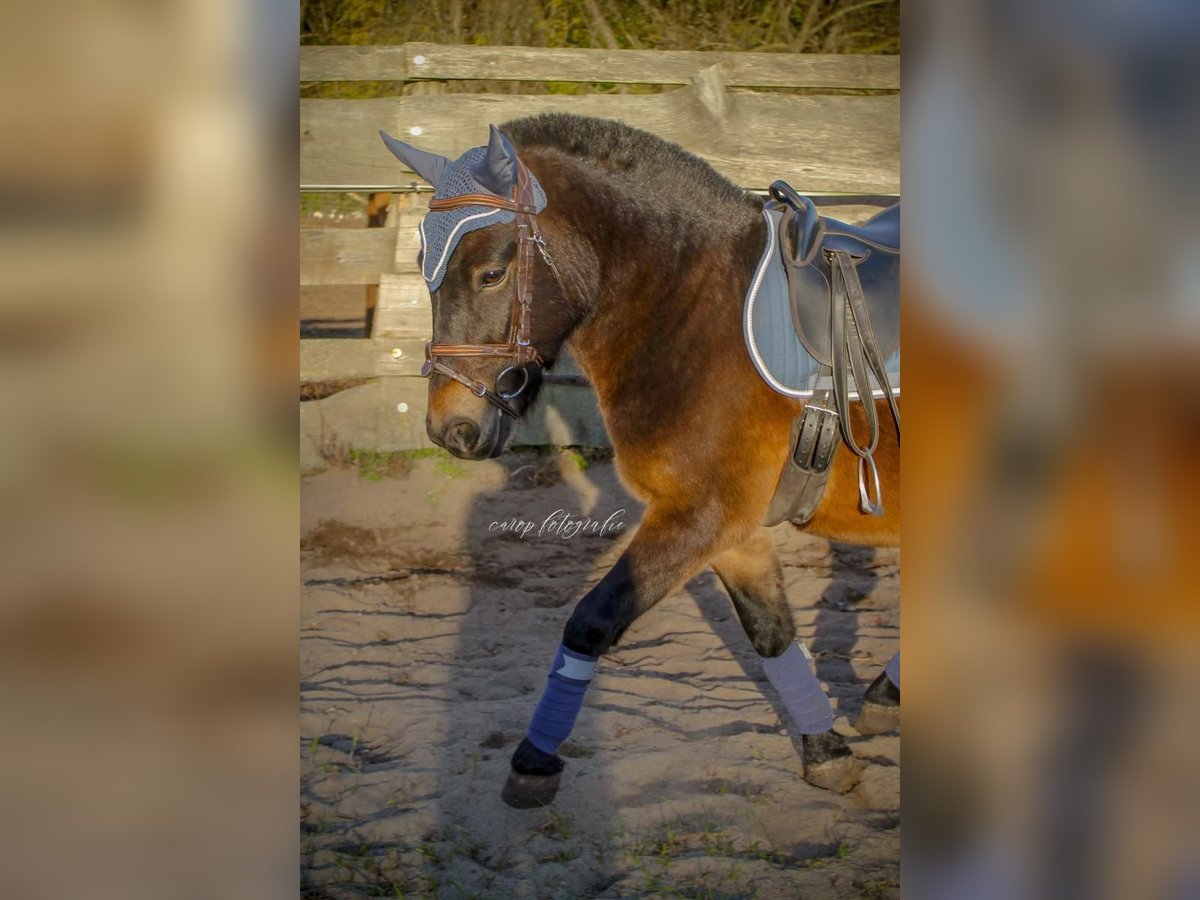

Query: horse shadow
<box><xmin>812</xmin><ymin>541</ymin><xmax>881</xmax><ymax>712</ymax></box>
<box><xmin>425</xmin><ymin>440</ymin><xmax>640</xmax><ymax>896</ymax></box>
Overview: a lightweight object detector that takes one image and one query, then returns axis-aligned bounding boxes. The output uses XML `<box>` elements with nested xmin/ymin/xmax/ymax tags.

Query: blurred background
<box><xmin>0</xmin><ymin>0</ymin><xmax>298</xmax><ymax>896</ymax></box>
<box><xmin>2</xmin><ymin>0</ymin><xmax>1198</xmax><ymax>896</ymax></box>
<box><xmin>904</xmin><ymin>0</ymin><xmax>1200</xmax><ymax>897</ymax></box>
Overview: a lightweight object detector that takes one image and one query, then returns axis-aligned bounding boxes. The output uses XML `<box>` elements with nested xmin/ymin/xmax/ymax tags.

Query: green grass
<box><xmin>397</xmin><ymin>448</ymin><xmax>445</xmax><ymax>459</ymax></box>
<box><xmin>435</xmin><ymin>456</ymin><xmax>467</xmax><ymax>478</ymax></box>
<box><xmin>345</xmin><ymin>444</ymin><xmax>609</xmax><ymax>481</ymax></box>
<box><xmin>536</xmin><ymin>809</ymin><xmax>575</xmax><ymax>841</ymax></box>
<box><xmin>349</xmin><ymin>449</ymin><xmax>405</xmax><ymax>480</ymax></box>
<box><xmin>856</xmin><ymin>878</ymin><xmax>900</xmax><ymax>898</ymax></box>
<box><xmin>560</xmin><ymin>448</ymin><xmax>589</xmax><ymax>471</ymax></box>
<box><xmin>348</xmin><ymin>447</ymin><xmax>467</xmax><ymax>480</ymax></box>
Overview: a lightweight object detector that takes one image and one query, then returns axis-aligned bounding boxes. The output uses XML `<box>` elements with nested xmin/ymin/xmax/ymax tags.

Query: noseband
<box><xmin>421</xmin><ymin>159</ymin><xmax>562</xmax><ymax>419</ymax></box>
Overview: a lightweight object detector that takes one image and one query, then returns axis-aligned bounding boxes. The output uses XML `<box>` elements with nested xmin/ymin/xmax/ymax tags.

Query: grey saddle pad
<box><xmin>743</xmin><ymin>207</ymin><xmax>900</xmax><ymax>399</ymax></box>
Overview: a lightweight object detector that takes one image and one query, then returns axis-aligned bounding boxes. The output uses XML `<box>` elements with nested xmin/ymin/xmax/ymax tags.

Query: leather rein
<box><xmin>420</xmin><ymin>160</ymin><xmax>563</xmax><ymax>419</ymax></box>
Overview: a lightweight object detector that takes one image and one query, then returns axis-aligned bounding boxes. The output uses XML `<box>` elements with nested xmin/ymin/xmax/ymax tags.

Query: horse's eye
<box><xmin>480</xmin><ymin>268</ymin><xmax>506</xmax><ymax>287</ymax></box>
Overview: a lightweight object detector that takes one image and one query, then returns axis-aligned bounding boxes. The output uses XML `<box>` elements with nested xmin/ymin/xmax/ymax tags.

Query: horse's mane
<box><xmin>501</xmin><ymin>113</ymin><xmax>758</xmax><ymax>227</ymax></box>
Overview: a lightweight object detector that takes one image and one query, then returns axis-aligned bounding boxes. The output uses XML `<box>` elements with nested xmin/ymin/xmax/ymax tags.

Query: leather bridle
<box><xmin>420</xmin><ymin>159</ymin><xmax>563</xmax><ymax>419</ymax></box>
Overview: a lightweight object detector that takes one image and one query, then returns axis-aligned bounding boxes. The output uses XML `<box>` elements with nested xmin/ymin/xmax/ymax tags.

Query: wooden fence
<box><xmin>299</xmin><ymin>42</ymin><xmax>899</xmax><ymax>471</ymax></box>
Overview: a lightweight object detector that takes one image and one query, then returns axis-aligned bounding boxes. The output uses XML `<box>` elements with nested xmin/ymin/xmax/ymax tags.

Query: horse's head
<box><xmin>380</xmin><ymin>125</ymin><xmax>575</xmax><ymax>459</ymax></box>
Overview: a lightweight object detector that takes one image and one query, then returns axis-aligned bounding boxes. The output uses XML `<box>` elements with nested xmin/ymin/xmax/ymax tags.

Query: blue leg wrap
<box><xmin>884</xmin><ymin>651</ymin><xmax>900</xmax><ymax>689</ymax></box>
<box><xmin>526</xmin><ymin>644</ymin><xmax>598</xmax><ymax>756</ymax></box>
<box><xmin>762</xmin><ymin>640</ymin><xmax>834</xmax><ymax>734</ymax></box>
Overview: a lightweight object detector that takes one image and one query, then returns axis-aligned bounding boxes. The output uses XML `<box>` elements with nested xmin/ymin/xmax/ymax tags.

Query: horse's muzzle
<box><xmin>431</xmin><ymin>413</ymin><xmax>512</xmax><ymax>460</ymax></box>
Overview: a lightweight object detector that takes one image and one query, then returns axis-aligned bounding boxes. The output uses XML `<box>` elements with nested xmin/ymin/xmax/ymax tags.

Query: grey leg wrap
<box><xmin>885</xmin><ymin>652</ymin><xmax>900</xmax><ymax>689</ymax></box>
<box><xmin>762</xmin><ymin>640</ymin><xmax>834</xmax><ymax>734</ymax></box>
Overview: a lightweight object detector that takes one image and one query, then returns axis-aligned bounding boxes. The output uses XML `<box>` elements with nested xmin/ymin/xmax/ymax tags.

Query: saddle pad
<box><xmin>743</xmin><ymin>208</ymin><xmax>900</xmax><ymax>400</ymax></box>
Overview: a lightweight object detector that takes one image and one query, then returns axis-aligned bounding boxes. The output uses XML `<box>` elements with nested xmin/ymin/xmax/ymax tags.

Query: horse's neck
<box><xmin>560</xmin><ymin>189</ymin><xmax>764</xmax><ymax>406</ymax></box>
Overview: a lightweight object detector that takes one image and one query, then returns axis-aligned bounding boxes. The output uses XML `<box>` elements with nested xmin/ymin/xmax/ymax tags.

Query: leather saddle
<box><xmin>774</xmin><ymin>181</ymin><xmax>900</xmax><ymax>369</ymax></box>
<box><xmin>763</xmin><ymin>180</ymin><xmax>901</xmax><ymax>526</ymax></box>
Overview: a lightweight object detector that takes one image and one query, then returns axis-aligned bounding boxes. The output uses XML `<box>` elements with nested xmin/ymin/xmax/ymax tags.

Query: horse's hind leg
<box><xmin>711</xmin><ymin>530</ymin><xmax>862</xmax><ymax>793</ymax></box>
<box><xmin>856</xmin><ymin>652</ymin><xmax>900</xmax><ymax>734</ymax></box>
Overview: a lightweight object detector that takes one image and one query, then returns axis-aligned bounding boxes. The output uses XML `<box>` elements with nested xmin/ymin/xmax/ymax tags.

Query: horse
<box><xmin>379</xmin><ymin>113</ymin><xmax>900</xmax><ymax>808</ymax></box>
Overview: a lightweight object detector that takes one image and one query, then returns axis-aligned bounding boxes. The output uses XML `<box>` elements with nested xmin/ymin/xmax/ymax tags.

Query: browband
<box><xmin>421</xmin><ymin>157</ymin><xmax>561</xmax><ymax>418</ymax></box>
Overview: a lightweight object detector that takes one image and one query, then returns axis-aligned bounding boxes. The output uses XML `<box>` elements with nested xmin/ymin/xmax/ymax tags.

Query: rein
<box><xmin>420</xmin><ymin>160</ymin><xmax>563</xmax><ymax>419</ymax></box>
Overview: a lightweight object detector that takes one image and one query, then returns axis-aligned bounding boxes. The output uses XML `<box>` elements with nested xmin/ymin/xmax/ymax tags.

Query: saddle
<box><xmin>748</xmin><ymin>181</ymin><xmax>901</xmax><ymax>525</ymax></box>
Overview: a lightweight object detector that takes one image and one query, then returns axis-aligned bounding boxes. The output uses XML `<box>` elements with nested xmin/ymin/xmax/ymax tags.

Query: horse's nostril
<box><xmin>443</xmin><ymin>419</ymin><xmax>480</xmax><ymax>455</ymax></box>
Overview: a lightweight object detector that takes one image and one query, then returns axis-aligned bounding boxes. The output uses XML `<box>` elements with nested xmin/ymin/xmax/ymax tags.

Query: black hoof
<box><xmin>855</xmin><ymin>670</ymin><xmax>900</xmax><ymax>735</ymax></box>
<box><xmin>801</xmin><ymin>730</ymin><xmax>861</xmax><ymax>793</ymax></box>
<box><xmin>501</xmin><ymin>769</ymin><xmax>562</xmax><ymax>809</ymax></box>
<box><xmin>502</xmin><ymin>738</ymin><xmax>564</xmax><ymax>809</ymax></box>
<box><xmin>511</xmin><ymin>737</ymin><xmax>564</xmax><ymax>776</ymax></box>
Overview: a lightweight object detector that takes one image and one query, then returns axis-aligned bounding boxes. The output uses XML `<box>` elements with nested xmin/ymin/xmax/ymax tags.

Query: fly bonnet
<box><xmin>379</xmin><ymin>125</ymin><xmax>561</xmax><ymax>418</ymax></box>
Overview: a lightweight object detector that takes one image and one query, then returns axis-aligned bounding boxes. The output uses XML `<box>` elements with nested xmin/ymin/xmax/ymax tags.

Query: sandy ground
<box><xmin>300</xmin><ymin>450</ymin><xmax>899</xmax><ymax>898</ymax></box>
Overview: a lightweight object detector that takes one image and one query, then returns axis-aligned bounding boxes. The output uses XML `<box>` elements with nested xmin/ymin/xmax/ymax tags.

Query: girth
<box><xmin>420</xmin><ymin>161</ymin><xmax>562</xmax><ymax>418</ymax></box>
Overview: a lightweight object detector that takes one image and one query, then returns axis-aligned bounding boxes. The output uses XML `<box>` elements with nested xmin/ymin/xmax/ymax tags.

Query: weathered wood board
<box><xmin>302</xmin><ymin>86</ymin><xmax>899</xmax><ymax>193</ymax></box>
<box><xmin>300</xmin><ymin>228</ymin><xmax>397</xmax><ymax>285</ymax></box>
<box><xmin>300</xmin><ymin>379</ymin><xmax>608</xmax><ymax>471</ymax></box>
<box><xmin>301</xmin><ymin>43</ymin><xmax>900</xmax><ymax>91</ymax></box>
<box><xmin>371</xmin><ymin>272</ymin><xmax>431</xmax><ymax>337</ymax></box>
<box><xmin>301</xmin><ymin>337</ymin><xmax>427</xmax><ymax>381</ymax></box>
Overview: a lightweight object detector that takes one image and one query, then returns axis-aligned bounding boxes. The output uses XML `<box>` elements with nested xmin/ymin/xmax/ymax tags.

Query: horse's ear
<box><xmin>471</xmin><ymin>125</ymin><xmax>519</xmax><ymax>197</ymax></box>
<box><xmin>379</xmin><ymin>130</ymin><xmax>448</xmax><ymax>186</ymax></box>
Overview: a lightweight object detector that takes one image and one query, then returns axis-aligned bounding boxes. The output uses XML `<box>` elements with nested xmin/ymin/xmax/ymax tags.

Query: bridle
<box><xmin>420</xmin><ymin>158</ymin><xmax>563</xmax><ymax>419</ymax></box>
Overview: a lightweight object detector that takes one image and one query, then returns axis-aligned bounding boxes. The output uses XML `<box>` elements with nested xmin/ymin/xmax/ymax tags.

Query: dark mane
<box><xmin>501</xmin><ymin>113</ymin><xmax>758</xmax><ymax>226</ymax></box>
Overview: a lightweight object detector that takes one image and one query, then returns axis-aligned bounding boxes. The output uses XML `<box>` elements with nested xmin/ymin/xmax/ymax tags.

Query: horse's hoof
<box><xmin>801</xmin><ymin>731</ymin><xmax>862</xmax><ymax>793</ymax></box>
<box><xmin>502</xmin><ymin>737</ymin><xmax>565</xmax><ymax>808</ymax></box>
<box><xmin>854</xmin><ymin>671</ymin><xmax>900</xmax><ymax>735</ymax></box>
<box><xmin>501</xmin><ymin>769</ymin><xmax>562</xmax><ymax>809</ymax></box>
<box><xmin>805</xmin><ymin>754</ymin><xmax>862</xmax><ymax>793</ymax></box>
<box><xmin>855</xmin><ymin>701</ymin><xmax>900</xmax><ymax>735</ymax></box>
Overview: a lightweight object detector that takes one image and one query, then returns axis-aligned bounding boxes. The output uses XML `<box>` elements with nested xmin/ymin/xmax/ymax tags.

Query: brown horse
<box><xmin>381</xmin><ymin>113</ymin><xmax>899</xmax><ymax>807</ymax></box>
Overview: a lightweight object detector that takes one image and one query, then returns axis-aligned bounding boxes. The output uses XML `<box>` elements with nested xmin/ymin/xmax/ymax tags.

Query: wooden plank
<box><xmin>300</xmin><ymin>227</ymin><xmax>397</xmax><ymax>285</ymax></box>
<box><xmin>372</xmin><ymin>273</ymin><xmax>430</xmax><ymax>337</ymax></box>
<box><xmin>301</xmin><ymin>377</ymin><xmax>610</xmax><ymax>464</ymax></box>
<box><xmin>301</xmin><ymin>44</ymin><xmax>899</xmax><ymax>91</ymax></box>
<box><xmin>302</xmin><ymin>88</ymin><xmax>899</xmax><ymax>193</ymax></box>
<box><xmin>393</xmin><ymin>208</ymin><xmax>423</xmax><ymax>267</ymax></box>
<box><xmin>301</xmin><ymin>338</ymin><xmax>378</xmax><ymax>381</ymax></box>
<box><xmin>301</xmin><ymin>377</ymin><xmax>609</xmax><ymax>465</ymax></box>
<box><xmin>301</xmin><ymin>45</ymin><xmax>410</xmax><ymax>82</ymax></box>
<box><xmin>375</xmin><ymin>272</ymin><xmax>430</xmax><ymax>306</ymax></box>
<box><xmin>301</xmin><ymin>337</ymin><xmax>427</xmax><ymax>381</ymax></box>
<box><xmin>377</xmin><ymin>378</ymin><xmax>442</xmax><ymax>450</ymax></box>
<box><xmin>372</xmin><ymin>306</ymin><xmax>431</xmax><ymax>340</ymax></box>
<box><xmin>300</xmin><ymin>381</ymin><xmax>387</xmax><ymax>470</ymax></box>
<box><xmin>302</xmin><ymin>337</ymin><xmax>592</xmax><ymax>390</ymax></box>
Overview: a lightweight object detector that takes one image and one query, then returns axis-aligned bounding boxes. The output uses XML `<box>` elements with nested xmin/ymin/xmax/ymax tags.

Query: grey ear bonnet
<box><xmin>378</xmin><ymin>126</ymin><xmax>547</xmax><ymax>292</ymax></box>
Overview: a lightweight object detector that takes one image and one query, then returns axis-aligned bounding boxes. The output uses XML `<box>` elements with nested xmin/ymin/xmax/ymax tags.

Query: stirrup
<box><xmin>858</xmin><ymin>453</ymin><xmax>884</xmax><ymax>516</ymax></box>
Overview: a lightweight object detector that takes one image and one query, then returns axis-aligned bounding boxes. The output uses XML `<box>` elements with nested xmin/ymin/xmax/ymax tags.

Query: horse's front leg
<box><xmin>502</xmin><ymin>506</ymin><xmax>718</xmax><ymax>809</ymax></box>
<box><xmin>711</xmin><ymin>529</ymin><xmax>862</xmax><ymax>792</ymax></box>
